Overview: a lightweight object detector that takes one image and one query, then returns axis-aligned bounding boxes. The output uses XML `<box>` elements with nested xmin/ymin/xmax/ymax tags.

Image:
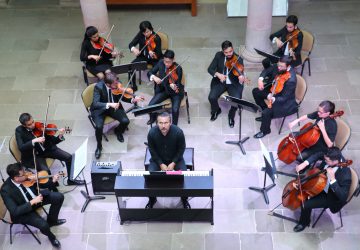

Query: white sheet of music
<box><xmin>72</xmin><ymin>138</ymin><xmax>88</xmax><ymax>179</ymax></box>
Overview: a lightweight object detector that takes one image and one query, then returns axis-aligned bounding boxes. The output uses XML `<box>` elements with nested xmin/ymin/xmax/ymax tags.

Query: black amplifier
<box><xmin>91</xmin><ymin>161</ymin><xmax>121</xmax><ymax>195</ymax></box>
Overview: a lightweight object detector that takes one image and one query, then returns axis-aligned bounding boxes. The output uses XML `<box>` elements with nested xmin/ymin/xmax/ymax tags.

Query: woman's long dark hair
<box><xmin>83</xmin><ymin>26</ymin><xmax>98</xmax><ymax>41</ymax></box>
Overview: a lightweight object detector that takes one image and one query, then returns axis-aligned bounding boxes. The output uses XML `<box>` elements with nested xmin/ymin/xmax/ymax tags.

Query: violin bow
<box><xmin>279</xmin><ymin>29</ymin><xmax>300</xmax><ymax>48</ymax></box>
<box><xmin>160</xmin><ymin>56</ymin><xmax>190</xmax><ymax>83</ymax></box>
<box><xmin>32</xmin><ymin>148</ymin><xmax>41</xmax><ymax>196</ymax></box>
<box><xmin>138</xmin><ymin>27</ymin><xmax>162</xmax><ymax>56</ymax></box>
<box><xmin>43</xmin><ymin>96</ymin><xmax>51</xmax><ymax>138</ymax></box>
<box><xmin>118</xmin><ymin>70</ymin><xmax>137</xmax><ymax>104</ymax></box>
<box><xmin>98</xmin><ymin>24</ymin><xmax>115</xmax><ymax>58</ymax></box>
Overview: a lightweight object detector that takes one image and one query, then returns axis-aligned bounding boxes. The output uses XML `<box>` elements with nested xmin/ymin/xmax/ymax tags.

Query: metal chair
<box><xmin>300</xmin><ymin>30</ymin><xmax>315</xmax><ymax>76</ymax></box>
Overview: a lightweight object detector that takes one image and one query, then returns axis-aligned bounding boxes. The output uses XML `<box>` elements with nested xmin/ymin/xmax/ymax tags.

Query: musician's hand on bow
<box><xmin>275</xmin><ymin>37</ymin><xmax>284</xmax><ymax>48</ymax></box>
<box><xmin>288</xmin><ymin>120</ymin><xmax>298</xmax><ymax>130</ymax></box>
<box><xmin>52</xmin><ymin>173</ymin><xmax>60</xmax><ymax>183</ymax></box>
<box><xmin>133</xmin><ymin>96</ymin><xmax>144</xmax><ymax>103</ymax></box>
<box><xmin>167</xmin><ymin>162</ymin><xmax>176</xmax><ymax>171</ymax></box>
<box><xmin>30</xmin><ymin>194</ymin><xmax>43</xmax><ymax>206</ymax></box>
<box><xmin>215</xmin><ymin>72</ymin><xmax>226</xmax><ymax>83</ymax></box>
<box><xmin>32</xmin><ymin>137</ymin><xmax>45</xmax><ymax>144</ymax></box>
<box><xmin>152</xmin><ymin>76</ymin><xmax>162</xmax><ymax>85</ymax></box>
<box><xmin>292</xmin><ymin>182</ymin><xmax>299</xmax><ymax>190</ymax></box>
<box><xmin>326</xmin><ymin>168</ymin><xmax>336</xmax><ymax>182</ymax></box>
<box><xmin>160</xmin><ymin>164</ymin><xmax>168</xmax><ymax>171</ymax></box>
<box><xmin>238</xmin><ymin>75</ymin><xmax>245</xmax><ymax>84</ymax></box>
<box><xmin>89</xmin><ymin>55</ymin><xmax>101</xmax><ymax>62</ymax></box>
<box><xmin>132</xmin><ymin>47</ymin><xmax>141</xmax><ymax>57</ymax></box>
<box><xmin>258</xmin><ymin>78</ymin><xmax>264</xmax><ymax>90</ymax></box>
<box><xmin>296</xmin><ymin>162</ymin><xmax>307</xmax><ymax>173</ymax></box>
<box><xmin>109</xmin><ymin>103</ymin><xmax>120</xmax><ymax>110</ymax></box>
<box><xmin>58</xmin><ymin>128</ymin><xmax>65</xmax><ymax>136</ymax></box>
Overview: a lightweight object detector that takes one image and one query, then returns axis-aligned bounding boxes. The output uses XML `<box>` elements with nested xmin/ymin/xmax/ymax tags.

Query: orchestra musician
<box><xmin>263</xmin><ymin>15</ymin><xmax>303</xmax><ymax>69</ymax></box>
<box><xmin>253</xmin><ymin>55</ymin><xmax>297</xmax><ymax>138</ymax></box>
<box><xmin>146</xmin><ymin>112</ymin><xmax>190</xmax><ymax>209</ymax></box>
<box><xmin>15</xmin><ymin>113</ymin><xmax>84</xmax><ymax>186</ymax></box>
<box><xmin>91</xmin><ymin>72</ymin><xmax>143</xmax><ymax>159</ymax></box>
<box><xmin>288</xmin><ymin>100</ymin><xmax>338</xmax><ymax>162</ymax></box>
<box><xmin>292</xmin><ymin>147</ymin><xmax>351</xmax><ymax>232</ymax></box>
<box><xmin>128</xmin><ymin>20</ymin><xmax>163</xmax><ymax>91</ymax></box>
<box><xmin>80</xmin><ymin>26</ymin><xmax>120</xmax><ymax>80</ymax></box>
<box><xmin>0</xmin><ymin>163</ymin><xmax>65</xmax><ymax>248</ymax></box>
<box><xmin>207</xmin><ymin>40</ymin><xmax>246</xmax><ymax>128</ymax></box>
<box><xmin>146</xmin><ymin>50</ymin><xmax>183</xmax><ymax>125</ymax></box>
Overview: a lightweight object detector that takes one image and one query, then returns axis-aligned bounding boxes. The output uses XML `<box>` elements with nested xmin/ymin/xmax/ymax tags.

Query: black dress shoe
<box><xmin>253</xmin><ymin>131</ymin><xmax>267</xmax><ymax>139</ymax></box>
<box><xmin>95</xmin><ymin>147</ymin><xmax>102</xmax><ymax>159</ymax></box>
<box><xmin>67</xmin><ymin>179</ymin><xmax>85</xmax><ymax>185</ymax></box>
<box><xmin>210</xmin><ymin>109</ymin><xmax>221</xmax><ymax>121</ymax></box>
<box><xmin>145</xmin><ymin>198</ymin><xmax>157</xmax><ymax>209</ymax></box>
<box><xmin>182</xmin><ymin>199</ymin><xmax>191</xmax><ymax>209</ymax></box>
<box><xmin>49</xmin><ymin>238</ymin><xmax>61</xmax><ymax>248</ymax></box>
<box><xmin>293</xmin><ymin>223</ymin><xmax>308</xmax><ymax>232</ymax></box>
<box><xmin>132</xmin><ymin>85</ymin><xmax>138</xmax><ymax>92</ymax></box>
<box><xmin>117</xmin><ymin>133</ymin><xmax>124</xmax><ymax>143</ymax></box>
<box><xmin>228</xmin><ymin>117</ymin><xmax>235</xmax><ymax>128</ymax></box>
<box><xmin>255</xmin><ymin>117</ymin><xmax>262</xmax><ymax>122</ymax></box>
<box><xmin>48</xmin><ymin>219</ymin><xmax>67</xmax><ymax>227</ymax></box>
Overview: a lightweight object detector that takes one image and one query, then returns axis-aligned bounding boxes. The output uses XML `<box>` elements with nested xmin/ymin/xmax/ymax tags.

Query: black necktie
<box><xmin>108</xmin><ymin>89</ymin><xmax>113</xmax><ymax>103</ymax></box>
<box><xmin>19</xmin><ymin>184</ymin><xmax>33</xmax><ymax>202</ymax></box>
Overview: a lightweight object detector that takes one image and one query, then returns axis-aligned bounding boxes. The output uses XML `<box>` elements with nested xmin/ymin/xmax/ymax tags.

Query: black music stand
<box><xmin>111</xmin><ymin>62</ymin><xmax>148</xmax><ymax>85</ymax></box>
<box><xmin>248</xmin><ymin>140</ymin><xmax>277</xmax><ymax>204</ymax></box>
<box><xmin>222</xmin><ymin>96</ymin><xmax>261</xmax><ymax>155</ymax></box>
<box><xmin>254</xmin><ymin>48</ymin><xmax>280</xmax><ymax>64</ymax></box>
<box><xmin>132</xmin><ymin>103</ymin><xmax>168</xmax><ymax>127</ymax></box>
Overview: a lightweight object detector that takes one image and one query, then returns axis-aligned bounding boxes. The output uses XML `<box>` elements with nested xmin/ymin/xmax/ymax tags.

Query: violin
<box><xmin>111</xmin><ymin>83</ymin><xmax>145</xmax><ymax>100</ymax></box>
<box><xmin>277</xmin><ymin>110</ymin><xmax>344</xmax><ymax>164</ymax></box>
<box><xmin>286</xmin><ymin>29</ymin><xmax>300</xmax><ymax>50</ymax></box>
<box><xmin>166</xmin><ymin>64</ymin><xmax>179</xmax><ymax>85</ymax></box>
<box><xmin>145</xmin><ymin>34</ymin><xmax>158</xmax><ymax>59</ymax></box>
<box><xmin>267</xmin><ymin>71</ymin><xmax>291</xmax><ymax>108</ymax></box>
<box><xmin>92</xmin><ymin>37</ymin><xmax>114</xmax><ymax>54</ymax></box>
<box><xmin>22</xmin><ymin>170</ymin><xmax>66</xmax><ymax>188</ymax></box>
<box><xmin>282</xmin><ymin>159</ymin><xmax>352</xmax><ymax>211</ymax></box>
<box><xmin>225</xmin><ymin>55</ymin><xmax>251</xmax><ymax>85</ymax></box>
<box><xmin>33</xmin><ymin>122</ymin><xmax>72</xmax><ymax>137</ymax></box>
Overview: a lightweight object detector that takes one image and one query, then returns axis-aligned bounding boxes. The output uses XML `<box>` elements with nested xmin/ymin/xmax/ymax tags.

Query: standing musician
<box><xmin>253</xmin><ymin>55</ymin><xmax>297</xmax><ymax>138</ymax></box>
<box><xmin>128</xmin><ymin>21</ymin><xmax>163</xmax><ymax>91</ymax></box>
<box><xmin>1</xmin><ymin>163</ymin><xmax>65</xmax><ymax>248</ymax></box>
<box><xmin>263</xmin><ymin>15</ymin><xmax>303</xmax><ymax>69</ymax></box>
<box><xmin>146</xmin><ymin>112</ymin><xmax>190</xmax><ymax>209</ymax></box>
<box><xmin>15</xmin><ymin>113</ymin><xmax>84</xmax><ymax>186</ymax></box>
<box><xmin>80</xmin><ymin>26</ymin><xmax>120</xmax><ymax>80</ymax></box>
<box><xmin>207</xmin><ymin>40</ymin><xmax>246</xmax><ymax>128</ymax></box>
<box><xmin>146</xmin><ymin>50</ymin><xmax>183</xmax><ymax>125</ymax></box>
<box><xmin>292</xmin><ymin>147</ymin><xmax>351</xmax><ymax>232</ymax></box>
<box><xmin>288</xmin><ymin>100</ymin><xmax>337</xmax><ymax>162</ymax></box>
<box><xmin>91</xmin><ymin>72</ymin><xmax>143</xmax><ymax>159</ymax></box>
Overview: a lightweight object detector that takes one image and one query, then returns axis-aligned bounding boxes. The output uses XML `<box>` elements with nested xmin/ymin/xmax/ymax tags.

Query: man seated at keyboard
<box><xmin>146</xmin><ymin>112</ymin><xmax>190</xmax><ymax>209</ymax></box>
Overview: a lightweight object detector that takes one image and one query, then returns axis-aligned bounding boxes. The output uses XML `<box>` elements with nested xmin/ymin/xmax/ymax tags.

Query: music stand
<box><xmin>111</xmin><ymin>61</ymin><xmax>148</xmax><ymax>85</ymax></box>
<box><xmin>70</xmin><ymin>139</ymin><xmax>105</xmax><ymax>213</ymax></box>
<box><xmin>248</xmin><ymin>139</ymin><xmax>277</xmax><ymax>204</ymax></box>
<box><xmin>222</xmin><ymin>95</ymin><xmax>261</xmax><ymax>155</ymax></box>
<box><xmin>132</xmin><ymin>103</ymin><xmax>168</xmax><ymax>127</ymax></box>
<box><xmin>254</xmin><ymin>48</ymin><xmax>280</xmax><ymax>64</ymax></box>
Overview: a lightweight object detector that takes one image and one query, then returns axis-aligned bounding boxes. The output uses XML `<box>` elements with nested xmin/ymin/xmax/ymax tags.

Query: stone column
<box><xmin>241</xmin><ymin>0</ymin><xmax>273</xmax><ymax>63</ymax></box>
<box><xmin>80</xmin><ymin>0</ymin><xmax>110</xmax><ymax>35</ymax></box>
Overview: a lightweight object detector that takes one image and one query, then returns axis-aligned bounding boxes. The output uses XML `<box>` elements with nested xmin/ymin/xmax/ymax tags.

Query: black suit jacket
<box><xmin>0</xmin><ymin>178</ymin><xmax>49</xmax><ymax>220</ymax></box>
<box><xmin>147</xmin><ymin>60</ymin><xmax>184</xmax><ymax>96</ymax></box>
<box><xmin>128</xmin><ymin>32</ymin><xmax>162</xmax><ymax>60</ymax></box>
<box><xmin>207</xmin><ymin>51</ymin><xmax>244</xmax><ymax>85</ymax></box>
<box><xmin>15</xmin><ymin>125</ymin><xmax>62</xmax><ymax>166</ymax></box>
<box><xmin>260</xmin><ymin>65</ymin><xmax>298</xmax><ymax>117</ymax></box>
<box><xmin>90</xmin><ymin>81</ymin><xmax>132</xmax><ymax>115</ymax></box>
<box><xmin>270</xmin><ymin>26</ymin><xmax>303</xmax><ymax>67</ymax></box>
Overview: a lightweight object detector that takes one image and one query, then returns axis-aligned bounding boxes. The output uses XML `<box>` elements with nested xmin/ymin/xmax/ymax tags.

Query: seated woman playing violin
<box><xmin>253</xmin><ymin>55</ymin><xmax>297</xmax><ymax>138</ymax></box>
<box><xmin>15</xmin><ymin>113</ymin><xmax>84</xmax><ymax>186</ymax></box>
<box><xmin>90</xmin><ymin>72</ymin><xmax>143</xmax><ymax>159</ymax></box>
<box><xmin>146</xmin><ymin>50</ymin><xmax>183</xmax><ymax>126</ymax></box>
<box><xmin>128</xmin><ymin>21</ymin><xmax>162</xmax><ymax>91</ymax></box>
<box><xmin>207</xmin><ymin>40</ymin><xmax>246</xmax><ymax>128</ymax></box>
<box><xmin>291</xmin><ymin>147</ymin><xmax>352</xmax><ymax>232</ymax></box>
<box><xmin>288</xmin><ymin>100</ymin><xmax>338</xmax><ymax>162</ymax></box>
<box><xmin>263</xmin><ymin>15</ymin><xmax>303</xmax><ymax>69</ymax></box>
<box><xmin>80</xmin><ymin>26</ymin><xmax>120</xmax><ymax>80</ymax></box>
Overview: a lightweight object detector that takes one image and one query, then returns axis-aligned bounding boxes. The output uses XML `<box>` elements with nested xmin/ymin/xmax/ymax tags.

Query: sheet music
<box><xmin>71</xmin><ymin>138</ymin><xmax>88</xmax><ymax>179</ymax></box>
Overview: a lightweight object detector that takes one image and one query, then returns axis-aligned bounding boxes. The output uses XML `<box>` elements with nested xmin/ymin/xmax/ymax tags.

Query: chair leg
<box><xmin>312</xmin><ymin>208</ymin><xmax>327</xmax><ymax>228</ymax></box>
<box><xmin>279</xmin><ymin>116</ymin><xmax>286</xmax><ymax>134</ymax></box>
<box><xmin>301</xmin><ymin>62</ymin><xmax>305</xmax><ymax>76</ymax></box>
<box><xmin>339</xmin><ymin>209</ymin><xmax>343</xmax><ymax>228</ymax></box>
<box><xmin>297</xmin><ymin>111</ymin><xmax>300</xmax><ymax>126</ymax></box>
<box><xmin>103</xmin><ymin>133</ymin><xmax>109</xmax><ymax>142</ymax></box>
<box><xmin>10</xmin><ymin>224</ymin><xmax>13</xmax><ymax>244</ymax></box>
<box><xmin>24</xmin><ymin>224</ymin><xmax>41</xmax><ymax>244</ymax></box>
<box><xmin>185</xmin><ymin>92</ymin><xmax>190</xmax><ymax>124</ymax></box>
<box><xmin>82</xmin><ymin>66</ymin><xmax>89</xmax><ymax>86</ymax></box>
<box><xmin>308</xmin><ymin>58</ymin><xmax>311</xmax><ymax>76</ymax></box>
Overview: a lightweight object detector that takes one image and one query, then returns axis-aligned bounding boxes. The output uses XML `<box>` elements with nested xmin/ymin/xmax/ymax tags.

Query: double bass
<box><xmin>277</xmin><ymin>110</ymin><xmax>344</xmax><ymax>164</ymax></box>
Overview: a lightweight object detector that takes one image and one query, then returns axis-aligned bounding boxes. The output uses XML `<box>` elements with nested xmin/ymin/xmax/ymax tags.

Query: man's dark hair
<box><xmin>19</xmin><ymin>113</ymin><xmax>32</xmax><ymax>125</ymax></box>
<box><xmin>104</xmin><ymin>72</ymin><xmax>117</xmax><ymax>85</ymax></box>
<box><xmin>139</xmin><ymin>21</ymin><xmax>153</xmax><ymax>33</ymax></box>
<box><xmin>7</xmin><ymin>163</ymin><xmax>23</xmax><ymax>180</ymax></box>
<box><xmin>319</xmin><ymin>100</ymin><xmax>335</xmax><ymax>115</ymax></box>
<box><xmin>280</xmin><ymin>55</ymin><xmax>293</xmax><ymax>66</ymax></box>
<box><xmin>84</xmin><ymin>26</ymin><xmax>98</xmax><ymax>41</ymax></box>
<box><xmin>286</xmin><ymin>15</ymin><xmax>298</xmax><ymax>26</ymax></box>
<box><xmin>325</xmin><ymin>147</ymin><xmax>342</xmax><ymax>161</ymax></box>
<box><xmin>157</xmin><ymin>112</ymin><xmax>171</xmax><ymax>122</ymax></box>
<box><xmin>163</xmin><ymin>50</ymin><xmax>175</xmax><ymax>59</ymax></box>
<box><xmin>221</xmin><ymin>40</ymin><xmax>233</xmax><ymax>51</ymax></box>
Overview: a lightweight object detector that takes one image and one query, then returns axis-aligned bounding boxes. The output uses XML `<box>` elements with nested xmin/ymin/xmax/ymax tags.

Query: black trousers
<box><xmin>148</xmin><ymin>91</ymin><xmax>184</xmax><ymax>125</ymax></box>
<box><xmin>299</xmin><ymin>191</ymin><xmax>330</xmax><ymax>226</ymax></box>
<box><xmin>13</xmin><ymin>191</ymin><xmax>64</xmax><ymax>240</ymax></box>
<box><xmin>297</xmin><ymin>147</ymin><xmax>326</xmax><ymax>163</ymax></box>
<box><xmin>208</xmin><ymin>78</ymin><xmax>243</xmax><ymax>119</ymax></box>
<box><xmin>129</xmin><ymin>56</ymin><xmax>159</xmax><ymax>88</ymax></box>
<box><xmin>92</xmin><ymin>107</ymin><xmax>130</xmax><ymax>148</ymax></box>
<box><xmin>252</xmin><ymin>85</ymin><xmax>274</xmax><ymax>134</ymax></box>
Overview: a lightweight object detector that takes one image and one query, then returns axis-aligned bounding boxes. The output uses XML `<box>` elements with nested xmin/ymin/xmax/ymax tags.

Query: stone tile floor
<box><xmin>0</xmin><ymin>0</ymin><xmax>360</xmax><ymax>249</ymax></box>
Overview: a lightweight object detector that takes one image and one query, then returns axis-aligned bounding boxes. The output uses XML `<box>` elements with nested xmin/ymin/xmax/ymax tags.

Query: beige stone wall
<box><xmin>198</xmin><ymin>0</ymin><xmax>227</xmax><ymax>3</ymax></box>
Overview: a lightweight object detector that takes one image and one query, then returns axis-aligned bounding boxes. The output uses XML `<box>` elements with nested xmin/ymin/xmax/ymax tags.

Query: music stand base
<box><xmin>268</xmin><ymin>211</ymin><xmax>299</xmax><ymax>224</ymax></box>
<box><xmin>80</xmin><ymin>190</ymin><xmax>105</xmax><ymax>213</ymax></box>
<box><xmin>248</xmin><ymin>183</ymin><xmax>276</xmax><ymax>204</ymax></box>
<box><xmin>225</xmin><ymin>136</ymin><xmax>249</xmax><ymax>155</ymax></box>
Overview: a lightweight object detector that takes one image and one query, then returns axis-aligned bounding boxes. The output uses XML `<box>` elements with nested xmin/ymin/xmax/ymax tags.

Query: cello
<box><xmin>277</xmin><ymin>110</ymin><xmax>344</xmax><ymax>164</ymax></box>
